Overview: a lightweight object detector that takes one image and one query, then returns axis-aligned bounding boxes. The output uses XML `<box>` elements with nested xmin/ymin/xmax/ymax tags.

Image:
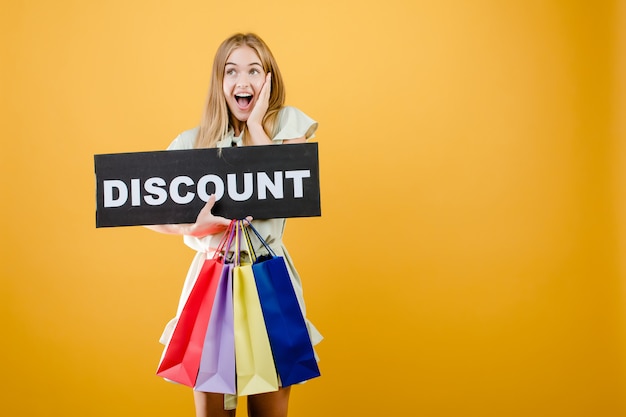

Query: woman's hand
<box><xmin>187</xmin><ymin>194</ymin><xmax>232</xmax><ymax>237</ymax></box>
<box><xmin>248</xmin><ymin>72</ymin><xmax>271</xmax><ymax>127</ymax></box>
<box><xmin>246</xmin><ymin>72</ymin><xmax>272</xmax><ymax>144</ymax></box>
<box><xmin>144</xmin><ymin>194</ymin><xmax>234</xmax><ymax>237</ymax></box>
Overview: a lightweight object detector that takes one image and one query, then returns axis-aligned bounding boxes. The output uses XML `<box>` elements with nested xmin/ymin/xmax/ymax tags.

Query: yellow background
<box><xmin>2</xmin><ymin>1</ymin><xmax>625</xmax><ymax>416</ymax></box>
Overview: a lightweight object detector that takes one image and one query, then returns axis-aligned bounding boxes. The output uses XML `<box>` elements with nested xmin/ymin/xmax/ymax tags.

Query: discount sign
<box><xmin>95</xmin><ymin>143</ymin><xmax>321</xmax><ymax>227</ymax></box>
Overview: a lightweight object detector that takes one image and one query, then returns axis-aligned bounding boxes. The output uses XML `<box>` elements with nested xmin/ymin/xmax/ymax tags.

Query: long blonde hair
<box><xmin>195</xmin><ymin>33</ymin><xmax>286</xmax><ymax>149</ymax></box>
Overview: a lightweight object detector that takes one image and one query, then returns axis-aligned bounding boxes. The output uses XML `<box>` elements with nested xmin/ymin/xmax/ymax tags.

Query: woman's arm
<box><xmin>144</xmin><ymin>194</ymin><xmax>233</xmax><ymax>238</ymax></box>
<box><xmin>282</xmin><ymin>136</ymin><xmax>306</xmax><ymax>144</ymax></box>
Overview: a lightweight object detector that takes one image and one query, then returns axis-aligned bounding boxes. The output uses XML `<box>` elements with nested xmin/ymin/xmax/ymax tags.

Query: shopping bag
<box><xmin>194</xmin><ymin>262</ymin><xmax>236</xmax><ymax>394</ymax></box>
<box><xmin>246</xmin><ymin>222</ymin><xmax>321</xmax><ymax>386</ymax></box>
<box><xmin>233</xmin><ymin>221</ymin><xmax>279</xmax><ymax>396</ymax></box>
<box><xmin>156</xmin><ymin>221</ymin><xmax>235</xmax><ymax>386</ymax></box>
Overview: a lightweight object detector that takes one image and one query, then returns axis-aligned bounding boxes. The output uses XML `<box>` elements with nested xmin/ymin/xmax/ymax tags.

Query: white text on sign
<box><xmin>103</xmin><ymin>170</ymin><xmax>312</xmax><ymax>208</ymax></box>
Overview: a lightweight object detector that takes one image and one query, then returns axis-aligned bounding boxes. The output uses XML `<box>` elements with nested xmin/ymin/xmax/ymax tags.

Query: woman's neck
<box><xmin>231</xmin><ymin>117</ymin><xmax>245</xmax><ymax>137</ymax></box>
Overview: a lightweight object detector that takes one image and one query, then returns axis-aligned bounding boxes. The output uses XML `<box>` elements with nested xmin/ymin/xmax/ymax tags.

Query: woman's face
<box><xmin>223</xmin><ymin>45</ymin><xmax>266</xmax><ymax>123</ymax></box>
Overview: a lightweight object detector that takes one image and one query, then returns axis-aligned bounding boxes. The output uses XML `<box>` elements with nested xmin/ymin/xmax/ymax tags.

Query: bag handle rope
<box><xmin>243</xmin><ymin>219</ymin><xmax>277</xmax><ymax>258</ymax></box>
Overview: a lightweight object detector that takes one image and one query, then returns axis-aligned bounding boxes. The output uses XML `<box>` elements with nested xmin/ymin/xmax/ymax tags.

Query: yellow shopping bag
<box><xmin>233</xmin><ymin>221</ymin><xmax>279</xmax><ymax>396</ymax></box>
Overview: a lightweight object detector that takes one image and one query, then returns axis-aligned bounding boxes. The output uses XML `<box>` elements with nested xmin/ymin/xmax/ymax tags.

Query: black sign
<box><xmin>95</xmin><ymin>143</ymin><xmax>320</xmax><ymax>227</ymax></box>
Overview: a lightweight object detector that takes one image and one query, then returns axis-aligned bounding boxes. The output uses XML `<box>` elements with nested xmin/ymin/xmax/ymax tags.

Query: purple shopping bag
<box><xmin>195</xmin><ymin>263</ymin><xmax>236</xmax><ymax>394</ymax></box>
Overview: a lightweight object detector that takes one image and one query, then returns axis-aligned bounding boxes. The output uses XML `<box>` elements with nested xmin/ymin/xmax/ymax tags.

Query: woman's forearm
<box><xmin>144</xmin><ymin>224</ymin><xmax>192</xmax><ymax>235</ymax></box>
<box><xmin>246</xmin><ymin>122</ymin><xmax>273</xmax><ymax>146</ymax></box>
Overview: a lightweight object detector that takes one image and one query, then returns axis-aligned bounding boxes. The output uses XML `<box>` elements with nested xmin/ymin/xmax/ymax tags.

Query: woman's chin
<box><xmin>229</xmin><ymin>109</ymin><xmax>250</xmax><ymax>123</ymax></box>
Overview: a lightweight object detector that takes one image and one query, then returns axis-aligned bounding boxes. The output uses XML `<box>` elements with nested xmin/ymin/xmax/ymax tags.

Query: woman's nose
<box><xmin>236</xmin><ymin>75</ymin><xmax>249</xmax><ymax>88</ymax></box>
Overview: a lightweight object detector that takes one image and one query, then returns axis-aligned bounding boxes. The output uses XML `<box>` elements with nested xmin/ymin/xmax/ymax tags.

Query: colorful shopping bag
<box><xmin>194</xmin><ymin>262</ymin><xmax>236</xmax><ymax>394</ymax></box>
<box><xmin>233</xmin><ymin>221</ymin><xmax>279</xmax><ymax>396</ymax></box>
<box><xmin>246</xmin><ymin>222</ymin><xmax>321</xmax><ymax>387</ymax></box>
<box><xmin>156</xmin><ymin>221</ymin><xmax>235</xmax><ymax>386</ymax></box>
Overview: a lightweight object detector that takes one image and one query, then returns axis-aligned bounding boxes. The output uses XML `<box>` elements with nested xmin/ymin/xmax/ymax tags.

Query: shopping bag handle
<box><xmin>242</xmin><ymin>220</ymin><xmax>257</xmax><ymax>263</ymax></box>
<box><xmin>212</xmin><ymin>219</ymin><xmax>237</xmax><ymax>261</ymax></box>
<box><xmin>242</xmin><ymin>219</ymin><xmax>277</xmax><ymax>258</ymax></box>
<box><xmin>233</xmin><ymin>219</ymin><xmax>259</xmax><ymax>266</ymax></box>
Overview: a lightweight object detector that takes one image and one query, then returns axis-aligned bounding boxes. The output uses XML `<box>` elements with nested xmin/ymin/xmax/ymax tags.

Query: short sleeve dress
<box><xmin>158</xmin><ymin>106</ymin><xmax>323</xmax><ymax>393</ymax></box>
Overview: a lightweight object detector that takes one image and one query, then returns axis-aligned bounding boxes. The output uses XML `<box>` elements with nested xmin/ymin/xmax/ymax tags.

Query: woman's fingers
<box><xmin>261</xmin><ymin>72</ymin><xmax>271</xmax><ymax>99</ymax></box>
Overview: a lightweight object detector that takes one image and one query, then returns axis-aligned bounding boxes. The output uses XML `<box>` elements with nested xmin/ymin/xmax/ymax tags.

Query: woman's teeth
<box><xmin>235</xmin><ymin>94</ymin><xmax>252</xmax><ymax>106</ymax></box>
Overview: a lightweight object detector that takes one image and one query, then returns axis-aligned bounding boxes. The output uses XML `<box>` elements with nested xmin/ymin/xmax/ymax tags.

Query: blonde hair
<box><xmin>195</xmin><ymin>33</ymin><xmax>286</xmax><ymax>149</ymax></box>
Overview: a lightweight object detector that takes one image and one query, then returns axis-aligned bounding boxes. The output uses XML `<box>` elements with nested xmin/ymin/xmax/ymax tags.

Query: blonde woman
<box><xmin>147</xmin><ymin>33</ymin><xmax>322</xmax><ymax>417</ymax></box>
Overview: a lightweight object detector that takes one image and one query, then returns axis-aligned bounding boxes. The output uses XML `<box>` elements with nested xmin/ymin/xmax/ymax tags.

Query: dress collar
<box><xmin>216</xmin><ymin>128</ymin><xmax>243</xmax><ymax>148</ymax></box>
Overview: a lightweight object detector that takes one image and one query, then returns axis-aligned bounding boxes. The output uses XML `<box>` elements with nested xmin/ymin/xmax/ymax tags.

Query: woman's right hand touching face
<box><xmin>247</xmin><ymin>72</ymin><xmax>271</xmax><ymax>129</ymax></box>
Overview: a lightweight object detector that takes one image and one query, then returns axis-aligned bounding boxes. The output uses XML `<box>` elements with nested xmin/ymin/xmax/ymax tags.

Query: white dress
<box><xmin>158</xmin><ymin>106</ymin><xmax>323</xmax><ymax>406</ymax></box>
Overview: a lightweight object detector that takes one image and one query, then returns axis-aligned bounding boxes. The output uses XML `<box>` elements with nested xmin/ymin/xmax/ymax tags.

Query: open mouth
<box><xmin>235</xmin><ymin>93</ymin><xmax>253</xmax><ymax>108</ymax></box>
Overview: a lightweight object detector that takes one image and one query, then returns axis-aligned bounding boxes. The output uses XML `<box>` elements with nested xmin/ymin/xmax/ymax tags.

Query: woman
<box><xmin>147</xmin><ymin>33</ymin><xmax>322</xmax><ymax>417</ymax></box>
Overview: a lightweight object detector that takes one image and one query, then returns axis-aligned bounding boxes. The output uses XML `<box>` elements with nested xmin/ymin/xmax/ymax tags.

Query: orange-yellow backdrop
<box><xmin>1</xmin><ymin>1</ymin><xmax>625</xmax><ymax>416</ymax></box>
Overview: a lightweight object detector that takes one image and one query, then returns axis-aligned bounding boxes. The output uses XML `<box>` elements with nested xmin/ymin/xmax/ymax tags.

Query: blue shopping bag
<box><xmin>246</xmin><ymin>222</ymin><xmax>321</xmax><ymax>387</ymax></box>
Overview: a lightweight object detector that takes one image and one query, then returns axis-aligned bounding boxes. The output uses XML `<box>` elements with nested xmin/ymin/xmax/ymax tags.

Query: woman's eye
<box><xmin>225</xmin><ymin>69</ymin><xmax>236</xmax><ymax>76</ymax></box>
<box><xmin>250</xmin><ymin>69</ymin><xmax>260</xmax><ymax>75</ymax></box>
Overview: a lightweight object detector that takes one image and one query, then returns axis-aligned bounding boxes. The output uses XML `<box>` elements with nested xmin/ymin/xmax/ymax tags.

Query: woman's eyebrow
<box><xmin>225</xmin><ymin>61</ymin><xmax>263</xmax><ymax>67</ymax></box>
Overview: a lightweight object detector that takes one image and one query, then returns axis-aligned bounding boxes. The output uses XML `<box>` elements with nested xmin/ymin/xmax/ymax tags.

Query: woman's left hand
<box><xmin>247</xmin><ymin>72</ymin><xmax>271</xmax><ymax>129</ymax></box>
